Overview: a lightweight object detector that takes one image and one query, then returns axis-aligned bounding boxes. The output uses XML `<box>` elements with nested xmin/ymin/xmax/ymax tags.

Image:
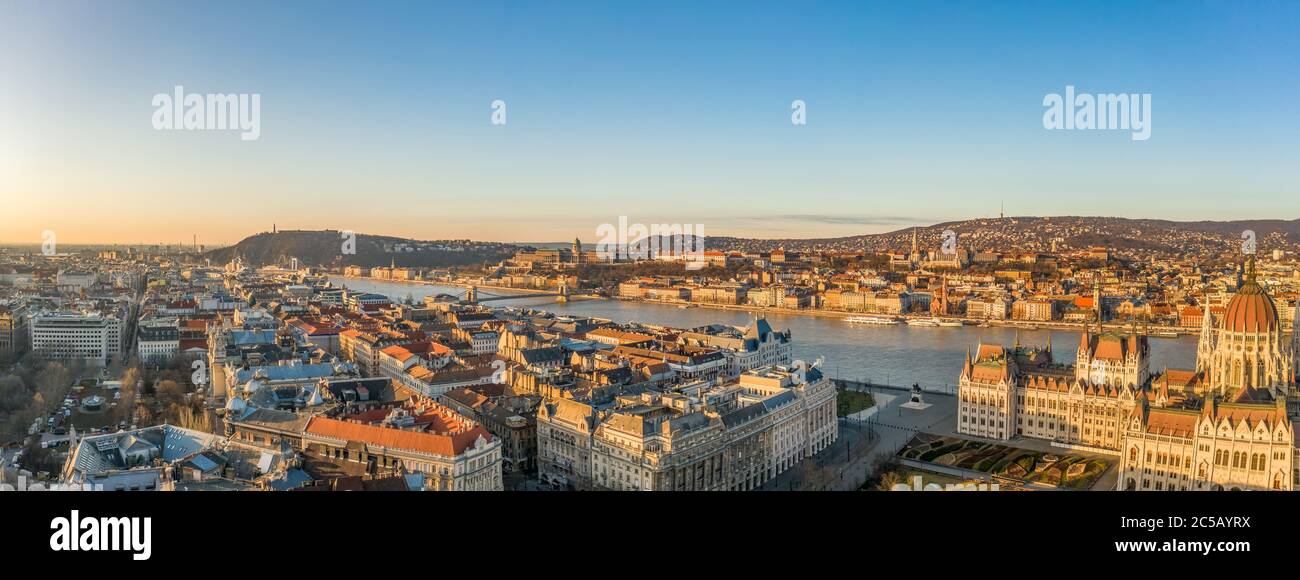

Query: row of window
<box><xmin>1214</xmin><ymin>449</ymin><xmax>1273</xmax><ymax>471</ymax></box>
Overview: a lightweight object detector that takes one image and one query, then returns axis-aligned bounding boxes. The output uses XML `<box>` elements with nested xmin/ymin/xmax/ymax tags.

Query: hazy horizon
<box><xmin>3</xmin><ymin>212</ymin><xmax>1299</xmax><ymax>246</ymax></box>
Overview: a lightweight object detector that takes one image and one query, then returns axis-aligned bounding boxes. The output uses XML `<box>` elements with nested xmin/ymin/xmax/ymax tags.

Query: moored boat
<box><xmin>845</xmin><ymin>315</ymin><xmax>901</xmax><ymax>325</ymax></box>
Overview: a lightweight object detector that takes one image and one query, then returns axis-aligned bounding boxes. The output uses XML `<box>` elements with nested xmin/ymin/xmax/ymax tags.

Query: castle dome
<box><xmin>1222</xmin><ymin>259</ymin><xmax>1278</xmax><ymax>334</ymax></box>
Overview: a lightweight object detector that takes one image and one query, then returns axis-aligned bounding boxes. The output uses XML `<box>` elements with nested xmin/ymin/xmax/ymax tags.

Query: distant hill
<box><xmin>705</xmin><ymin>216</ymin><xmax>1300</xmax><ymax>257</ymax></box>
<box><xmin>203</xmin><ymin>218</ymin><xmax>1300</xmax><ymax>268</ymax></box>
<box><xmin>203</xmin><ymin>230</ymin><xmax>518</xmax><ymax>268</ymax></box>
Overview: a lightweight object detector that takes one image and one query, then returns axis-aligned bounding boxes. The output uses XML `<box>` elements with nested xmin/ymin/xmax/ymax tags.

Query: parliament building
<box><xmin>958</xmin><ymin>258</ymin><xmax>1299</xmax><ymax>490</ymax></box>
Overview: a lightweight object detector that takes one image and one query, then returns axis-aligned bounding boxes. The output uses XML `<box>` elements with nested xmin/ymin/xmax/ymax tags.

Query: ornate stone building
<box><xmin>1123</xmin><ymin>396</ymin><xmax>1292</xmax><ymax>491</ymax></box>
<box><xmin>957</xmin><ymin>333</ymin><xmax>1142</xmax><ymax>449</ymax></box>
<box><xmin>300</xmin><ymin>402</ymin><xmax>503</xmax><ymax>491</ymax></box>
<box><xmin>1121</xmin><ymin>259</ymin><xmax>1299</xmax><ymax>491</ymax></box>
<box><xmin>536</xmin><ymin>365</ymin><xmax>837</xmax><ymax>491</ymax></box>
<box><xmin>1193</xmin><ymin>264</ymin><xmax>1296</xmax><ymax>396</ymax></box>
<box><xmin>677</xmin><ymin>316</ymin><xmax>793</xmax><ymax>379</ymax></box>
<box><xmin>959</xmin><ymin>258</ymin><xmax>1300</xmax><ymax>491</ymax></box>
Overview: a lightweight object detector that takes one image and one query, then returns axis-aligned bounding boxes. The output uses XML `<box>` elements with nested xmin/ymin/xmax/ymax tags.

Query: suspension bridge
<box><xmin>447</xmin><ymin>284</ymin><xmax>572</xmax><ymax>303</ymax></box>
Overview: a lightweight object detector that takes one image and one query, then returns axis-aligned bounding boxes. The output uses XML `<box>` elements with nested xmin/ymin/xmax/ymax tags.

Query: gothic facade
<box><xmin>958</xmin><ymin>258</ymin><xmax>1300</xmax><ymax>491</ymax></box>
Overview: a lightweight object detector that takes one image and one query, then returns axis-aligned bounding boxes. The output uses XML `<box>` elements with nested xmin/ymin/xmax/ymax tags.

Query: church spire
<box><xmin>1093</xmin><ymin>275</ymin><xmax>1103</xmax><ymax>333</ymax></box>
<box><xmin>1292</xmin><ymin>299</ymin><xmax>1300</xmax><ymax>350</ymax></box>
<box><xmin>1196</xmin><ymin>297</ymin><xmax>1216</xmax><ymax>375</ymax></box>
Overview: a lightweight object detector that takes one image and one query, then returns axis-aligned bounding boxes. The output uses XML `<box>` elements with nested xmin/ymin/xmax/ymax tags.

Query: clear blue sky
<box><xmin>2</xmin><ymin>0</ymin><xmax>1298</xmax><ymax>244</ymax></box>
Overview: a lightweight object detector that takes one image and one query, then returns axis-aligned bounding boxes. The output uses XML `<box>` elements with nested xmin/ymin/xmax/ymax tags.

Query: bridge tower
<box><xmin>556</xmin><ymin>281</ymin><xmax>569</xmax><ymax>303</ymax></box>
<box><xmin>464</xmin><ymin>285</ymin><xmax>478</xmax><ymax>303</ymax></box>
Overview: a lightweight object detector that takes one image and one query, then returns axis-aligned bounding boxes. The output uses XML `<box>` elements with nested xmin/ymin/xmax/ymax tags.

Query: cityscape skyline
<box><xmin>4</xmin><ymin>1</ymin><xmax>1300</xmax><ymax>244</ymax></box>
<box><xmin>5</xmin><ymin>218</ymin><xmax>1298</xmax><ymax>495</ymax></box>
<box><xmin>8</xmin><ymin>1</ymin><xmax>1300</xmax><ymax>563</ymax></box>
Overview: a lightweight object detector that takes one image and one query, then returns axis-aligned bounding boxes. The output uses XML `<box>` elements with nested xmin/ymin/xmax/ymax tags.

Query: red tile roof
<box><xmin>1144</xmin><ymin>408</ymin><xmax>1198</xmax><ymax>438</ymax></box>
<box><xmin>304</xmin><ymin>415</ymin><xmax>491</xmax><ymax>457</ymax></box>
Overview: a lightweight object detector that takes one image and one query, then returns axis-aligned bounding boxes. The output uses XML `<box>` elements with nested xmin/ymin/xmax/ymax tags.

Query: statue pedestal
<box><xmin>900</xmin><ymin>384</ymin><xmax>932</xmax><ymax>410</ymax></box>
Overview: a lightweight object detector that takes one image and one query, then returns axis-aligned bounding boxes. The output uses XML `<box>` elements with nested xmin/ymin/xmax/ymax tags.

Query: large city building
<box><xmin>677</xmin><ymin>316</ymin><xmax>794</xmax><ymax>379</ymax></box>
<box><xmin>536</xmin><ymin>365</ymin><xmax>837</xmax><ymax>491</ymax></box>
<box><xmin>28</xmin><ymin>310</ymin><xmax>127</xmax><ymax>366</ymax></box>
<box><xmin>137</xmin><ymin>317</ymin><xmax>180</xmax><ymax>364</ymax></box>
<box><xmin>62</xmin><ymin>424</ymin><xmax>295</xmax><ymax>491</ymax></box>
<box><xmin>1122</xmin><ymin>259</ymin><xmax>1299</xmax><ymax>491</ymax></box>
<box><xmin>0</xmin><ymin>304</ymin><xmax>28</xmax><ymax>361</ymax></box>
<box><xmin>300</xmin><ymin>402</ymin><xmax>504</xmax><ymax>491</ymax></box>
<box><xmin>958</xmin><ymin>258</ymin><xmax>1300</xmax><ymax>491</ymax></box>
<box><xmin>956</xmin><ymin>332</ymin><xmax>1143</xmax><ymax>448</ymax></box>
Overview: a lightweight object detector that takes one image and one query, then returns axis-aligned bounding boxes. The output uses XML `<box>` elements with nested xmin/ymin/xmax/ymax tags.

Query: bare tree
<box><xmin>173</xmin><ymin>403</ymin><xmax>212</xmax><ymax>432</ymax></box>
<box><xmin>0</xmin><ymin>375</ymin><xmax>29</xmax><ymax>413</ymax></box>
<box><xmin>154</xmin><ymin>379</ymin><xmax>186</xmax><ymax>410</ymax></box>
<box><xmin>34</xmin><ymin>362</ymin><xmax>71</xmax><ymax>414</ymax></box>
<box><xmin>113</xmin><ymin>367</ymin><xmax>142</xmax><ymax>422</ymax></box>
<box><xmin>876</xmin><ymin>471</ymin><xmax>903</xmax><ymax>491</ymax></box>
<box><xmin>133</xmin><ymin>404</ymin><xmax>154</xmax><ymax>427</ymax></box>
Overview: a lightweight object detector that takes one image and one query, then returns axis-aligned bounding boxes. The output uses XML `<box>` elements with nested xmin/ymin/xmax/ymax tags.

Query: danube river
<box><xmin>330</xmin><ymin>277</ymin><xmax>1198</xmax><ymax>392</ymax></box>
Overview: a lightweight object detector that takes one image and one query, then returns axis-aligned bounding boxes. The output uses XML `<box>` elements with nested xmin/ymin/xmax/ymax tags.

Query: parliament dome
<box><xmin>1222</xmin><ymin>260</ymin><xmax>1278</xmax><ymax>334</ymax></box>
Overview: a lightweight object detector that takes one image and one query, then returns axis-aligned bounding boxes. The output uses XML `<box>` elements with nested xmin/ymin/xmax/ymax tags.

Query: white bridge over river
<box><xmin>451</xmin><ymin>284</ymin><xmax>571</xmax><ymax>303</ymax></box>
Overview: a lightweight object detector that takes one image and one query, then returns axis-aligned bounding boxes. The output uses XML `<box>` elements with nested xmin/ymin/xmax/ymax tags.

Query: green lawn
<box><xmin>836</xmin><ymin>388</ymin><xmax>876</xmax><ymax>417</ymax></box>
